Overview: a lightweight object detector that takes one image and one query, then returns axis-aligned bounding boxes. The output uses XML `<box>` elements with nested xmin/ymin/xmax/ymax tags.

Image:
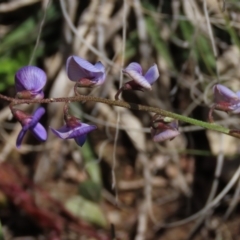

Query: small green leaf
<box><xmin>146</xmin><ymin>16</ymin><xmax>174</xmax><ymax>69</ymax></box>
<box><xmin>163</xmin><ymin>117</ymin><xmax>175</xmax><ymax>123</ymax></box>
<box><xmin>70</xmin><ymin>103</ymin><xmax>102</xmax><ymax>184</ymax></box>
<box><xmin>66</xmin><ymin>196</ymin><xmax>108</xmax><ymax>228</ymax></box>
<box><xmin>78</xmin><ymin>180</ymin><xmax>102</xmax><ymax>203</ymax></box>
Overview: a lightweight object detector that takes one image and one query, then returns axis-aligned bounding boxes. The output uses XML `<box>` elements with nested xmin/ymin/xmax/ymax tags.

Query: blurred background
<box><xmin>0</xmin><ymin>0</ymin><xmax>240</xmax><ymax>239</ymax></box>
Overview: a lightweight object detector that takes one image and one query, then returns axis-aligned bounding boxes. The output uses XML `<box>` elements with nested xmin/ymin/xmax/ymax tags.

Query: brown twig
<box><xmin>0</xmin><ymin>93</ymin><xmax>235</xmax><ymax>138</ymax></box>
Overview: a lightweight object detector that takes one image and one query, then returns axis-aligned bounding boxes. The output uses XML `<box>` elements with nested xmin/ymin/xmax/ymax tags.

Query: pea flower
<box><xmin>50</xmin><ymin>116</ymin><xmax>97</xmax><ymax>147</ymax></box>
<box><xmin>115</xmin><ymin>62</ymin><xmax>159</xmax><ymax>99</ymax></box>
<box><xmin>13</xmin><ymin>107</ymin><xmax>47</xmax><ymax>148</ymax></box>
<box><xmin>209</xmin><ymin>84</ymin><xmax>240</xmax><ymax>122</ymax></box>
<box><xmin>66</xmin><ymin>56</ymin><xmax>106</xmax><ymax>87</ymax></box>
<box><xmin>15</xmin><ymin>66</ymin><xmax>47</xmax><ymax>99</ymax></box>
<box><xmin>151</xmin><ymin>115</ymin><xmax>180</xmax><ymax>142</ymax></box>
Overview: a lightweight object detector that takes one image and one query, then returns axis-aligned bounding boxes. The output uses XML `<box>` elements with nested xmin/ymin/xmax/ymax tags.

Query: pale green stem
<box><xmin>1</xmin><ymin>93</ymin><xmax>234</xmax><ymax>138</ymax></box>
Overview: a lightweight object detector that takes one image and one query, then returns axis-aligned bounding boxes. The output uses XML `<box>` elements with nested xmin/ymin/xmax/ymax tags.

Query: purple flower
<box><xmin>66</xmin><ymin>56</ymin><xmax>106</xmax><ymax>87</ymax></box>
<box><xmin>122</xmin><ymin>62</ymin><xmax>159</xmax><ymax>90</ymax></box>
<box><xmin>50</xmin><ymin>116</ymin><xmax>97</xmax><ymax>146</ymax></box>
<box><xmin>213</xmin><ymin>84</ymin><xmax>240</xmax><ymax>113</ymax></box>
<box><xmin>13</xmin><ymin>107</ymin><xmax>47</xmax><ymax>148</ymax></box>
<box><xmin>151</xmin><ymin>117</ymin><xmax>180</xmax><ymax>142</ymax></box>
<box><xmin>15</xmin><ymin>66</ymin><xmax>47</xmax><ymax>99</ymax></box>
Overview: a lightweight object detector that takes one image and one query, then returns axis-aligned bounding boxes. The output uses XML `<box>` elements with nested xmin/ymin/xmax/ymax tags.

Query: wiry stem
<box><xmin>0</xmin><ymin>93</ymin><xmax>235</xmax><ymax>138</ymax></box>
<box><xmin>115</xmin><ymin>87</ymin><xmax>124</xmax><ymax>100</ymax></box>
<box><xmin>208</xmin><ymin>104</ymin><xmax>216</xmax><ymax>123</ymax></box>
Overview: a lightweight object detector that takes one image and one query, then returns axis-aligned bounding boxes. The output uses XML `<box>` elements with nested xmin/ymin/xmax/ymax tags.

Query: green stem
<box><xmin>0</xmin><ymin>93</ymin><xmax>234</xmax><ymax>138</ymax></box>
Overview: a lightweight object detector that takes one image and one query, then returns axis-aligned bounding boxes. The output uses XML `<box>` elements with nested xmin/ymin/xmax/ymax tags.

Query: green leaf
<box><xmin>70</xmin><ymin>103</ymin><xmax>102</xmax><ymax>184</ymax></box>
<box><xmin>65</xmin><ymin>196</ymin><xmax>107</xmax><ymax>228</ymax></box>
<box><xmin>0</xmin><ymin>45</ymin><xmax>44</xmax><ymax>91</ymax></box>
<box><xmin>81</xmin><ymin>140</ymin><xmax>102</xmax><ymax>184</ymax></box>
<box><xmin>0</xmin><ymin>18</ymin><xmax>36</xmax><ymax>54</ymax></box>
<box><xmin>179</xmin><ymin>19</ymin><xmax>194</xmax><ymax>42</ymax></box>
<box><xmin>178</xmin><ymin>19</ymin><xmax>215</xmax><ymax>74</ymax></box>
<box><xmin>146</xmin><ymin>16</ymin><xmax>174</xmax><ymax>69</ymax></box>
<box><xmin>125</xmin><ymin>30</ymin><xmax>138</xmax><ymax>60</ymax></box>
<box><xmin>78</xmin><ymin>179</ymin><xmax>102</xmax><ymax>203</ymax></box>
<box><xmin>196</xmin><ymin>35</ymin><xmax>216</xmax><ymax>73</ymax></box>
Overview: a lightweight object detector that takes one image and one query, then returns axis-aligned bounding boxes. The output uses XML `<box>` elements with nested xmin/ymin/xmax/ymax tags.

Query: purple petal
<box><xmin>124</xmin><ymin>63</ymin><xmax>142</xmax><ymax>74</ymax></box>
<box><xmin>94</xmin><ymin>61</ymin><xmax>105</xmax><ymax>72</ymax></box>
<box><xmin>33</xmin><ymin>90</ymin><xmax>44</xmax><ymax>99</ymax></box>
<box><xmin>16</xmin><ymin>128</ymin><xmax>28</xmax><ymax>148</ymax></box>
<box><xmin>20</xmin><ymin>107</ymin><xmax>45</xmax><ymax>134</ymax></box>
<box><xmin>74</xmin><ymin>134</ymin><xmax>87</xmax><ymax>147</ymax></box>
<box><xmin>29</xmin><ymin>107</ymin><xmax>45</xmax><ymax>128</ymax></box>
<box><xmin>30</xmin><ymin>123</ymin><xmax>47</xmax><ymax>141</ymax></box>
<box><xmin>213</xmin><ymin>84</ymin><xmax>238</xmax><ymax>104</ymax></box>
<box><xmin>68</xmin><ymin>123</ymin><xmax>97</xmax><ymax>139</ymax></box>
<box><xmin>231</xmin><ymin>92</ymin><xmax>240</xmax><ymax>113</ymax></box>
<box><xmin>236</xmin><ymin>91</ymin><xmax>240</xmax><ymax>98</ymax></box>
<box><xmin>123</xmin><ymin>63</ymin><xmax>151</xmax><ymax>90</ymax></box>
<box><xmin>50</xmin><ymin>123</ymin><xmax>96</xmax><ymax>145</ymax></box>
<box><xmin>50</xmin><ymin>125</ymin><xmax>72</xmax><ymax>139</ymax></box>
<box><xmin>66</xmin><ymin>56</ymin><xmax>104</xmax><ymax>82</ymax></box>
<box><xmin>94</xmin><ymin>62</ymin><xmax>106</xmax><ymax>85</ymax></box>
<box><xmin>15</xmin><ymin>66</ymin><xmax>47</xmax><ymax>93</ymax></box>
<box><xmin>152</xmin><ymin>128</ymin><xmax>180</xmax><ymax>142</ymax></box>
<box><xmin>169</xmin><ymin>120</ymin><xmax>178</xmax><ymax>130</ymax></box>
<box><xmin>230</xmin><ymin>102</ymin><xmax>240</xmax><ymax>114</ymax></box>
<box><xmin>144</xmin><ymin>64</ymin><xmax>159</xmax><ymax>85</ymax></box>
<box><xmin>50</xmin><ymin>124</ymin><xmax>96</xmax><ymax>140</ymax></box>
<box><xmin>94</xmin><ymin>73</ymin><xmax>106</xmax><ymax>86</ymax></box>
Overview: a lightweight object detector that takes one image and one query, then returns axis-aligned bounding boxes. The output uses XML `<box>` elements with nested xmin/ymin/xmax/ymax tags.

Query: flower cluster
<box><xmin>12</xmin><ymin>56</ymin><xmax>182</xmax><ymax>148</ymax></box>
<box><xmin>11</xmin><ymin>56</ymin><xmax>240</xmax><ymax>149</ymax></box>
<box><xmin>13</xmin><ymin>63</ymin><xmax>97</xmax><ymax>148</ymax></box>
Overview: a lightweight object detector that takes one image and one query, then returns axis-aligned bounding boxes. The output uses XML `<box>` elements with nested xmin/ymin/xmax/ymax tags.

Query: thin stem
<box><xmin>208</xmin><ymin>105</ymin><xmax>215</xmax><ymax>123</ymax></box>
<box><xmin>115</xmin><ymin>87</ymin><xmax>123</xmax><ymax>100</ymax></box>
<box><xmin>74</xmin><ymin>83</ymin><xmax>80</xmax><ymax>96</ymax></box>
<box><xmin>0</xmin><ymin>93</ymin><xmax>233</xmax><ymax>137</ymax></box>
<box><xmin>29</xmin><ymin>0</ymin><xmax>51</xmax><ymax>65</ymax></box>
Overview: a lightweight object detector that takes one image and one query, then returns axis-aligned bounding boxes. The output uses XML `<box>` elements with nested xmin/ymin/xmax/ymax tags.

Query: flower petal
<box><xmin>30</xmin><ymin>123</ymin><xmax>47</xmax><ymax>141</ymax></box>
<box><xmin>15</xmin><ymin>66</ymin><xmax>47</xmax><ymax>93</ymax></box>
<box><xmin>68</xmin><ymin>123</ymin><xmax>97</xmax><ymax>139</ymax></box>
<box><xmin>94</xmin><ymin>62</ymin><xmax>106</xmax><ymax>85</ymax></box>
<box><xmin>66</xmin><ymin>56</ymin><xmax>104</xmax><ymax>82</ymax></box>
<box><xmin>152</xmin><ymin>128</ymin><xmax>180</xmax><ymax>142</ymax></box>
<box><xmin>169</xmin><ymin>120</ymin><xmax>178</xmax><ymax>130</ymax></box>
<box><xmin>230</xmin><ymin>103</ymin><xmax>240</xmax><ymax>113</ymax></box>
<box><xmin>236</xmin><ymin>91</ymin><xmax>240</xmax><ymax>98</ymax></box>
<box><xmin>51</xmin><ymin>122</ymin><xmax>96</xmax><ymax>146</ymax></box>
<box><xmin>16</xmin><ymin>128</ymin><xmax>27</xmax><ymax>148</ymax></box>
<box><xmin>50</xmin><ymin>125</ymin><xmax>72</xmax><ymax>139</ymax></box>
<box><xmin>124</xmin><ymin>63</ymin><xmax>142</xmax><ymax>74</ymax></box>
<box><xmin>144</xmin><ymin>64</ymin><xmax>159</xmax><ymax>85</ymax></box>
<box><xmin>94</xmin><ymin>61</ymin><xmax>105</xmax><ymax>72</ymax></box>
<box><xmin>74</xmin><ymin>134</ymin><xmax>87</xmax><ymax>147</ymax></box>
<box><xmin>29</xmin><ymin>107</ymin><xmax>45</xmax><ymax>128</ymax></box>
<box><xmin>213</xmin><ymin>84</ymin><xmax>238</xmax><ymax>104</ymax></box>
<box><xmin>123</xmin><ymin>63</ymin><xmax>151</xmax><ymax>90</ymax></box>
